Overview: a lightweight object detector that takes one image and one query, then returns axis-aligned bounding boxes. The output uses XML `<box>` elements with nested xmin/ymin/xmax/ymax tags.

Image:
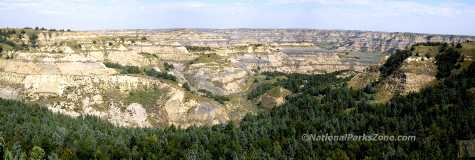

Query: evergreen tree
<box><xmin>29</xmin><ymin>146</ymin><xmax>45</xmax><ymax>160</ymax></box>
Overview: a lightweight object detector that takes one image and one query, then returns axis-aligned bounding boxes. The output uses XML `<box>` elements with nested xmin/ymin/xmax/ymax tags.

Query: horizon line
<box><xmin>2</xmin><ymin>26</ymin><xmax>475</xmax><ymax>37</ymax></box>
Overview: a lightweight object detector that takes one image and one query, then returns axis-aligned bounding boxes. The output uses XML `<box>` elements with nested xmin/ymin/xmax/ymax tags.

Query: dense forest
<box><xmin>0</xmin><ymin>44</ymin><xmax>474</xmax><ymax>159</ymax></box>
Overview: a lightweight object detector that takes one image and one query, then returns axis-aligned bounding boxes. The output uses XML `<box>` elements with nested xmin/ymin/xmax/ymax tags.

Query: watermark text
<box><xmin>301</xmin><ymin>133</ymin><xmax>416</xmax><ymax>142</ymax></box>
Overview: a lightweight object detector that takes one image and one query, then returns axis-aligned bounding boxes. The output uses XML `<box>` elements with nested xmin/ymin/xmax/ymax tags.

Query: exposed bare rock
<box><xmin>125</xmin><ymin>103</ymin><xmax>151</xmax><ymax>127</ymax></box>
<box><xmin>0</xmin><ymin>87</ymin><xmax>19</xmax><ymax>100</ymax></box>
<box><xmin>404</xmin><ymin>73</ymin><xmax>436</xmax><ymax>94</ymax></box>
<box><xmin>258</xmin><ymin>87</ymin><xmax>291</xmax><ymax>109</ymax></box>
<box><xmin>185</xmin><ymin>101</ymin><xmax>229</xmax><ymax>127</ymax></box>
<box><xmin>352</xmin><ymin>55</ymin><xmax>438</xmax><ymax>103</ymax></box>
<box><xmin>24</xmin><ymin>75</ymin><xmax>68</xmax><ymax>96</ymax></box>
<box><xmin>400</xmin><ymin>56</ymin><xmax>437</xmax><ymax>94</ymax></box>
<box><xmin>1</xmin><ymin>29</ymin><xmax>472</xmax><ymax>128</ymax></box>
<box><xmin>106</xmin><ymin>51</ymin><xmax>154</xmax><ymax>67</ymax></box>
<box><xmin>233</xmin><ymin>50</ymin><xmax>377</xmax><ymax>74</ymax></box>
<box><xmin>348</xmin><ymin>67</ymin><xmax>380</xmax><ymax>90</ymax></box>
<box><xmin>185</xmin><ymin>63</ymin><xmax>249</xmax><ymax>96</ymax></box>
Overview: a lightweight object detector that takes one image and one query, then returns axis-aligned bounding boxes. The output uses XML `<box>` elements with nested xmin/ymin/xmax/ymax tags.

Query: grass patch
<box><xmin>126</xmin><ymin>88</ymin><xmax>163</xmax><ymax>109</ymax></box>
<box><xmin>267</xmin><ymin>87</ymin><xmax>284</xmax><ymax>97</ymax></box>
<box><xmin>413</xmin><ymin>46</ymin><xmax>438</xmax><ymax>58</ymax></box>
<box><xmin>189</xmin><ymin>53</ymin><xmax>222</xmax><ymax>64</ymax></box>
<box><xmin>460</xmin><ymin>42</ymin><xmax>475</xmax><ymax>58</ymax></box>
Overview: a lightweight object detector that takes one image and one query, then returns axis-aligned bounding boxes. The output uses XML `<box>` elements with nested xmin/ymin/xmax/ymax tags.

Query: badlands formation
<box><xmin>0</xmin><ymin>29</ymin><xmax>473</xmax><ymax>128</ymax></box>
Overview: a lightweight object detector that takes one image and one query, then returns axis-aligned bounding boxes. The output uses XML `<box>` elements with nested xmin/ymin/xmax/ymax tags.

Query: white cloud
<box><xmin>0</xmin><ymin>0</ymin><xmax>473</xmax><ymax>35</ymax></box>
<box><xmin>2</xmin><ymin>0</ymin><xmax>472</xmax><ymax>18</ymax></box>
<box><xmin>267</xmin><ymin>0</ymin><xmax>474</xmax><ymax>17</ymax></box>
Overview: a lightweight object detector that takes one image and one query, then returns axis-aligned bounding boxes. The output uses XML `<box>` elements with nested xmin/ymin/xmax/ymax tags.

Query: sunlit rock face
<box><xmin>0</xmin><ymin>28</ymin><xmax>473</xmax><ymax>128</ymax></box>
<box><xmin>177</xmin><ymin>29</ymin><xmax>473</xmax><ymax>53</ymax></box>
<box><xmin>185</xmin><ymin>63</ymin><xmax>249</xmax><ymax>96</ymax></box>
<box><xmin>231</xmin><ymin>49</ymin><xmax>378</xmax><ymax>74</ymax></box>
<box><xmin>399</xmin><ymin>56</ymin><xmax>437</xmax><ymax>94</ymax></box>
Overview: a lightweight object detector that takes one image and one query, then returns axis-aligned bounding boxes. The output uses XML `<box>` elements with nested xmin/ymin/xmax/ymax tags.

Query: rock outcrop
<box><xmin>185</xmin><ymin>62</ymin><xmax>249</xmax><ymax>96</ymax></box>
<box><xmin>1</xmin><ymin>28</ymin><xmax>473</xmax><ymax>128</ymax></box>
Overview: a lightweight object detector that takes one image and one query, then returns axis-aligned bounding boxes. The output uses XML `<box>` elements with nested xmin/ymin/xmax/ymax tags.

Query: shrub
<box><xmin>183</xmin><ymin>83</ymin><xmax>191</xmax><ymax>91</ymax></box>
<box><xmin>144</xmin><ymin>68</ymin><xmax>177</xmax><ymax>81</ymax></box>
<box><xmin>164</xmin><ymin>62</ymin><xmax>174</xmax><ymax>71</ymax></box>
<box><xmin>104</xmin><ymin>62</ymin><xmax>142</xmax><ymax>74</ymax></box>
<box><xmin>121</xmin><ymin>66</ymin><xmax>142</xmax><ymax>74</ymax></box>
<box><xmin>30</xmin><ymin>146</ymin><xmax>45</xmax><ymax>160</ymax></box>
<box><xmin>185</xmin><ymin>46</ymin><xmax>212</xmax><ymax>52</ymax></box>
<box><xmin>435</xmin><ymin>47</ymin><xmax>462</xmax><ymax>79</ymax></box>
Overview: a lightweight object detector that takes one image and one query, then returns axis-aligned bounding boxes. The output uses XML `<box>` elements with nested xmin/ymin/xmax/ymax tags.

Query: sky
<box><xmin>0</xmin><ymin>0</ymin><xmax>474</xmax><ymax>35</ymax></box>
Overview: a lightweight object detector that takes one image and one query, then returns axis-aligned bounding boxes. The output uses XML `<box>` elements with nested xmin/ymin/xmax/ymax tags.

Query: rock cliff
<box><xmin>0</xmin><ymin>28</ymin><xmax>473</xmax><ymax>128</ymax></box>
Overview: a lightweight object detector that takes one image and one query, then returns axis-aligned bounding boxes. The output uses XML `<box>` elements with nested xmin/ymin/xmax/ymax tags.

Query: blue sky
<box><xmin>0</xmin><ymin>0</ymin><xmax>474</xmax><ymax>35</ymax></box>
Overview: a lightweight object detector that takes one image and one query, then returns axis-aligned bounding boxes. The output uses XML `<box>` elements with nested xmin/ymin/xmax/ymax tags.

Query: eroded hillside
<box><xmin>0</xmin><ymin>28</ymin><xmax>473</xmax><ymax>128</ymax></box>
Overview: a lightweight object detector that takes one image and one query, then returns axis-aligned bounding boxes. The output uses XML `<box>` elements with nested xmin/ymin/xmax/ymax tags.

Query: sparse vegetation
<box><xmin>104</xmin><ymin>61</ymin><xmax>177</xmax><ymax>81</ymax></box>
<box><xmin>183</xmin><ymin>83</ymin><xmax>191</xmax><ymax>91</ymax></box>
<box><xmin>127</xmin><ymin>88</ymin><xmax>163</xmax><ymax>109</ymax></box>
<box><xmin>104</xmin><ymin>62</ymin><xmax>142</xmax><ymax>74</ymax></box>
<box><xmin>0</xmin><ymin>29</ymin><xmax>21</xmax><ymax>51</ymax></box>
<box><xmin>198</xmin><ymin>89</ymin><xmax>230</xmax><ymax>104</ymax></box>
<box><xmin>189</xmin><ymin>53</ymin><xmax>222</xmax><ymax>64</ymax></box>
<box><xmin>27</xmin><ymin>32</ymin><xmax>38</xmax><ymax>48</ymax></box>
<box><xmin>163</xmin><ymin>62</ymin><xmax>174</xmax><ymax>71</ymax></box>
<box><xmin>63</xmin><ymin>40</ymin><xmax>82</xmax><ymax>50</ymax></box>
<box><xmin>185</xmin><ymin>45</ymin><xmax>212</xmax><ymax>52</ymax></box>
<box><xmin>138</xmin><ymin>52</ymin><xmax>159</xmax><ymax>59</ymax></box>
<box><xmin>0</xmin><ymin>28</ymin><xmax>65</xmax><ymax>51</ymax></box>
<box><xmin>144</xmin><ymin>68</ymin><xmax>177</xmax><ymax>81</ymax></box>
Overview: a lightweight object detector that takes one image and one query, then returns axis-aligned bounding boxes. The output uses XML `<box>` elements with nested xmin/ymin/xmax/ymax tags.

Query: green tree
<box><xmin>19</xmin><ymin>153</ymin><xmax>27</xmax><ymax>160</ymax></box>
<box><xmin>27</xmin><ymin>33</ymin><xmax>38</xmax><ymax>48</ymax></box>
<box><xmin>183</xmin><ymin>83</ymin><xmax>191</xmax><ymax>91</ymax></box>
<box><xmin>5</xmin><ymin>149</ymin><xmax>13</xmax><ymax>160</ymax></box>
<box><xmin>435</xmin><ymin>47</ymin><xmax>461</xmax><ymax>79</ymax></box>
<box><xmin>0</xmin><ymin>143</ymin><xmax>3</xmax><ymax>160</ymax></box>
<box><xmin>29</xmin><ymin>146</ymin><xmax>45</xmax><ymax>160</ymax></box>
<box><xmin>164</xmin><ymin>62</ymin><xmax>174</xmax><ymax>71</ymax></box>
<box><xmin>327</xmin><ymin>149</ymin><xmax>350</xmax><ymax>160</ymax></box>
<box><xmin>379</xmin><ymin>49</ymin><xmax>411</xmax><ymax>78</ymax></box>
